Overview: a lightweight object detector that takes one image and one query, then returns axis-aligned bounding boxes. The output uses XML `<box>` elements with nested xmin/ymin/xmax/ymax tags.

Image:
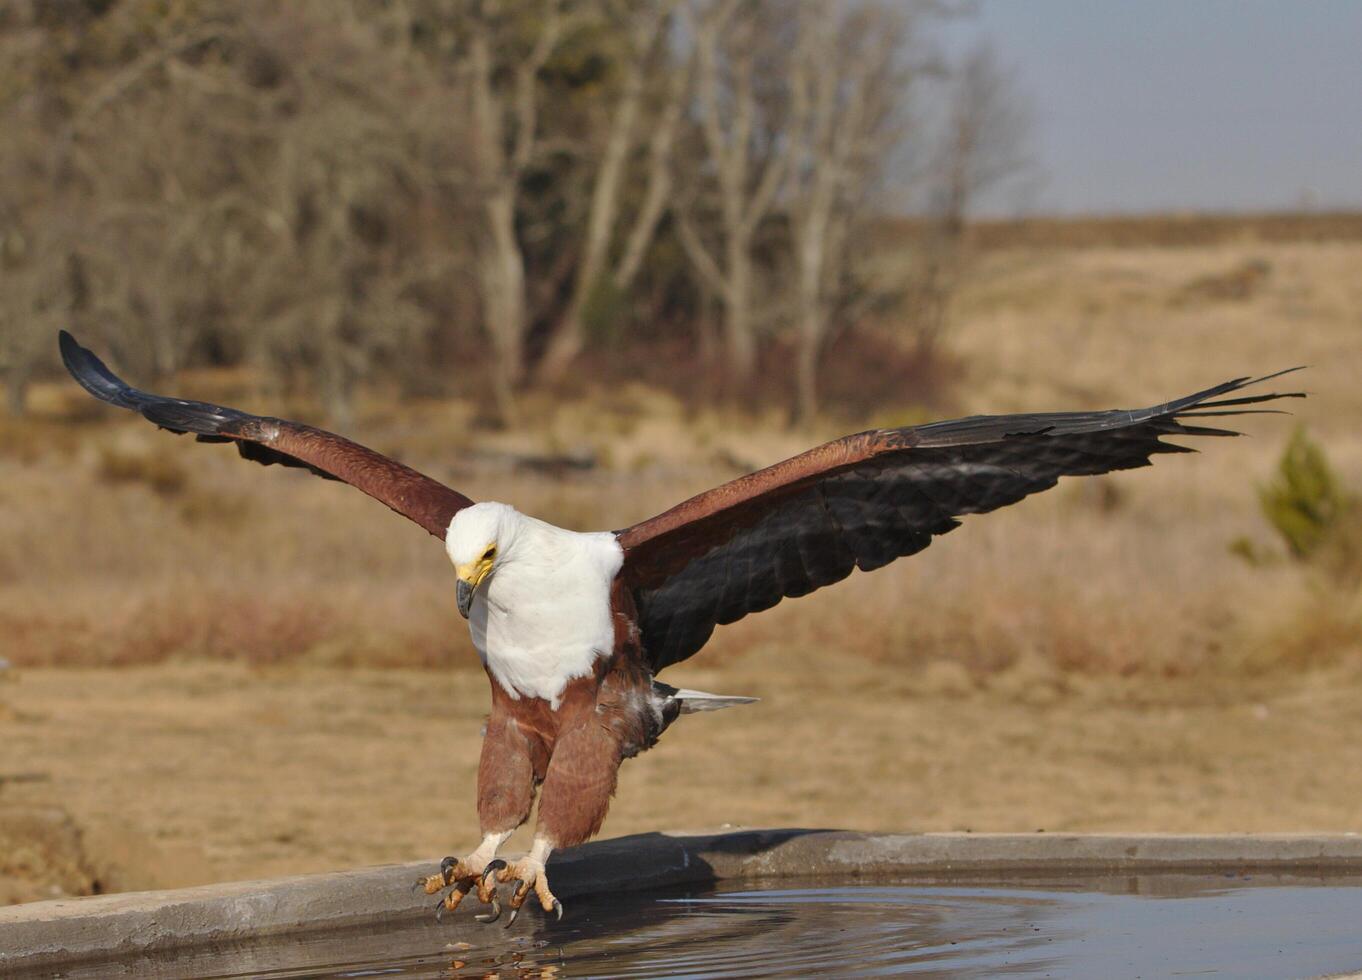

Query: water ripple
<box><xmin>55</xmin><ymin>876</ymin><xmax>1362</xmax><ymax>980</ymax></box>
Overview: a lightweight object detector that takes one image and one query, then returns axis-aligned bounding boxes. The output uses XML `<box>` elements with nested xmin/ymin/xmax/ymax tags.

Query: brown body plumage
<box><xmin>477</xmin><ymin>581</ymin><xmax>665</xmax><ymax>851</ymax></box>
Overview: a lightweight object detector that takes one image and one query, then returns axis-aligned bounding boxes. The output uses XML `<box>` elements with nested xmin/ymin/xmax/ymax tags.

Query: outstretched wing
<box><xmin>60</xmin><ymin>331</ymin><xmax>474</xmax><ymax>539</ymax></box>
<box><xmin>617</xmin><ymin>371</ymin><xmax>1305</xmax><ymax>670</ymax></box>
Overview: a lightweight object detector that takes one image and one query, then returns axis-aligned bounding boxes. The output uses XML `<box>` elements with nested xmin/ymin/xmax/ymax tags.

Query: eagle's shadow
<box><xmin>548</xmin><ymin>826</ymin><xmax>838</xmax><ymax>890</ymax></box>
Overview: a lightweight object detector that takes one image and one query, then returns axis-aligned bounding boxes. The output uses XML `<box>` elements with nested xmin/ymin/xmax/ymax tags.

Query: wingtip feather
<box><xmin>58</xmin><ymin>329</ymin><xmax>139</xmax><ymax>409</ymax></box>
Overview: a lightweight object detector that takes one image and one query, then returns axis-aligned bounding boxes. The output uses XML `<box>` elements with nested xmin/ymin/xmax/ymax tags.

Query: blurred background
<box><xmin>1</xmin><ymin>0</ymin><xmax>1359</xmax><ymax>905</ymax></box>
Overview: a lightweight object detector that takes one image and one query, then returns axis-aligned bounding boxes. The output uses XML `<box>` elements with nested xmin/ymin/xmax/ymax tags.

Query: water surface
<box><xmin>35</xmin><ymin>874</ymin><xmax>1362</xmax><ymax>979</ymax></box>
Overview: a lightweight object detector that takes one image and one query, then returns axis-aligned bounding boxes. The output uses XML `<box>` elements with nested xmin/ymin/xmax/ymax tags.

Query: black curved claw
<box><xmin>482</xmin><ymin>858</ymin><xmax>507</xmax><ymax>886</ymax></box>
<box><xmin>434</xmin><ymin>897</ymin><xmax>448</xmax><ymax>922</ymax></box>
<box><xmin>501</xmin><ymin>879</ymin><xmax>529</xmax><ymax>928</ymax></box>
<box><xmin>439</xmin><ymin>855</ymin><xmax>457</xmax><ymax>875</ymax></box>
<box><xmin>474</xmin><ymin>896</ymin><xmax>502</xmax><ymax>924</ymax></box>
<box><xmin>553</xmin><ymin>898</ymin><xmax>563</xmax><ymax>921</ymax></box>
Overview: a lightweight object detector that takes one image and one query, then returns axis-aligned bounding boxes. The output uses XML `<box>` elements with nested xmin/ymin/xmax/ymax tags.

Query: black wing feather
<box><xmin>622</xmin><ymin>371</ymin><xmax>1304</xmax><ymax>670</ymax></box>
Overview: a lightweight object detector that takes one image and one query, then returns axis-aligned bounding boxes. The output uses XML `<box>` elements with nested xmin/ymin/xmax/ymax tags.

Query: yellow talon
<box><xmin>442</xmin><ymin>886</ymin><xmax>468</xmax><ymax>913</ymax></box>
<box><xmin>490</xmin><ymin>857</ymin><xmax>560</xmax><ymax>924</ymax></box>
<box><xmin>425</xmin><ymin>854</ymin><xmax>505</xmax><ymax>922</ymax></box>
<box><xmin>421</xmin><ymin>872</ymin><xmax>448</xmax><ymax>895</ymax></box>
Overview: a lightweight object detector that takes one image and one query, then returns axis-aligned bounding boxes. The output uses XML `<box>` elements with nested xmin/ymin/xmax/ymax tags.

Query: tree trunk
<box><xmin>536</xmin><ymin>53</ymin><xmax>646</xmax><ymax>384</ymax></box>
<box><xmin>4</xmin><ymin>362</ymin><xmax>30</xmax><ymax>418</ymax></box>
<box><xmin>612</xmin><ymin>70</ymin><xmax>683</xmax><ymax>289</ymax></box>
<box><xmin>791</xmin><ymin>204</ymin><xmax>828</xmax><ymax>425</ymax></box>
<box><xmin>481</xmin><ymin>188</ymin><xmax>526</xmax><ymax>427</ymax></box>
<box><xmin>321</xmin><ymin>360</ymin><xmax>355</xmax><ymax>431</ymax></box>
<box><xmin>794</xmin><ymin>308</ymin><xmax>821</xmax><ymax>426</ymax></box>
<box><xmin>723</xmin><ymin>236</ymin><xmax>756</xmax><ymax>391</ymax></box>
<box><xmin>793</xmin><ymin>241</ymin><xmax>825</xmax><ymax>426</ymax></box>
<box><xmin>912</xmin><ymin>224</ymin><xmax>960</xmax><ymax>356</ymax></box>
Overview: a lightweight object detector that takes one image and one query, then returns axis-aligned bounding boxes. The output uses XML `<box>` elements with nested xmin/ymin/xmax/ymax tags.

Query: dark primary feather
<box><xmin>59</xmin><ymin>331</ymin><xmax>474</xmax><ymax>539</ymax></box>
<box><xmin>618</xmin><ymin>371</ymin><xmax>1305</xmax><ymax>671</ymax></box>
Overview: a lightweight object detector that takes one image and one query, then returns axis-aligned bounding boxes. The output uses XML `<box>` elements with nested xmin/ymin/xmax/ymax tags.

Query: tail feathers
<box><xmin>655</xmin><ymin>683</ymin><xmax>758</xmax><ymax>714</ymax></box>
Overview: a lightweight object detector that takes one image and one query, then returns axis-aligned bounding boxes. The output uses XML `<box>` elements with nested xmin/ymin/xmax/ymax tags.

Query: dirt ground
<box><xmin>5</xmin><ymin>652</ymin><xmax>1362</xmax><ymax>904</ymax></box>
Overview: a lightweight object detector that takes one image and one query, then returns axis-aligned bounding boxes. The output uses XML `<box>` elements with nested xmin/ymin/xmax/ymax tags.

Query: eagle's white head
<box><xmin>446</xmin><ymin>501</ymin><xmax>523</xmax><ymax>618</ymax></box>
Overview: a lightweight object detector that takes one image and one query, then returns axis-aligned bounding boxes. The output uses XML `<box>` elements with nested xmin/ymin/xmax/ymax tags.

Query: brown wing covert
<box><xmin>60</xmin><ymin>331</ymin><xmax>473</xmax><ymax>539</ymax></box>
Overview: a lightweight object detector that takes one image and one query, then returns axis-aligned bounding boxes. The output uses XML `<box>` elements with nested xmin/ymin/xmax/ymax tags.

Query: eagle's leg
<box><xmin>491</xmin><ymin>719</ymin><xmax>623</xmax><ymax>925</ymax></box>
<box><xmin>421</xmin><ymin>710</ymin><xmax>543</xmax><ymax>922</ymax></box>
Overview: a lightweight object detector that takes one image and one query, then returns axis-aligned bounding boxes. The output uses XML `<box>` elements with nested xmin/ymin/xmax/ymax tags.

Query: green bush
<box><xmin>1254</xmin><ymin>427</ymin><xmax>1361</xmax><ymax>585</ymax></box>
<box><xmin>1260</xmin><ymin>427</ymin><xmax>1346</xmax><ymax>559</ymax></box>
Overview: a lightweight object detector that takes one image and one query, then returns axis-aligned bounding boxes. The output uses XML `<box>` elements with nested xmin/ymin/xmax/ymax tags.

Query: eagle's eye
<box><xmin>482</xmin><ymin>544</ymin><xmax>496</xmax><ymax>561</ymax></box>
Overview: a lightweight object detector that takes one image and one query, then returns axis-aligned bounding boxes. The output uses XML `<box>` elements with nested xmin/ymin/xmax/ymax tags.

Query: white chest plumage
<box><xmin>464</xmin><ymin>518</ymin><xmax>623</xmax><ymax>707</ymax></box>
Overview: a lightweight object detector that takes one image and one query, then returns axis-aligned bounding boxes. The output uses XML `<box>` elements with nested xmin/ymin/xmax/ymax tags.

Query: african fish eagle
<box><xmin>58</xmin><ymin>331</ymin><xmax>1301</xmax><ymax>924</ymax></box>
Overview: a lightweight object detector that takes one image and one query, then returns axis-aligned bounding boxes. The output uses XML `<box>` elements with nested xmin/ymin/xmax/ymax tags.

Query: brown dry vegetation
<box><xmin>2</xmin><ymin>231</ymin><xmax>1361</xmax><ymax>903</ymax></box>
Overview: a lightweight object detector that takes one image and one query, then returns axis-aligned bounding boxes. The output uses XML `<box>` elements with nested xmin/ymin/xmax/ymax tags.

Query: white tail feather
<box><xmin>666</xmin><ymin>687</ymin><xmax>759</xmax><ymax>714</ymax></box>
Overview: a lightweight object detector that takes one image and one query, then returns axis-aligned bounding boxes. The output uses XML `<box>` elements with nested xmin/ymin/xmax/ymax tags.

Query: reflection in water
<box><xmin>33</xmin><ymin>876</ymin><xmax>1362</xmax><ymax>980</ymax></box>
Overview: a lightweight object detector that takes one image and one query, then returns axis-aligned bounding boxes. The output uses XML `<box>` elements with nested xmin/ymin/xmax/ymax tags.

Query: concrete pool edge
<box><xmin>4</xmin><ymin>829</ymin><xmax>1362</xmax><ymax>970</ymax></box>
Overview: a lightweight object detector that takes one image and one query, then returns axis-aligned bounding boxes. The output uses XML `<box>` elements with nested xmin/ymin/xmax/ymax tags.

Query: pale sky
<box><xmin>939</xmin><ymin>0</ymin><xmax>1362</xmax><ymax>215</ymax></box>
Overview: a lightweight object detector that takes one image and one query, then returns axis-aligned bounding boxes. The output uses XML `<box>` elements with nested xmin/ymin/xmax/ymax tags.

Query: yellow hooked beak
<box><xmin>455</xmin><ymin>548</ymin><xmax>496</xmax><ymax>618</ymax></box>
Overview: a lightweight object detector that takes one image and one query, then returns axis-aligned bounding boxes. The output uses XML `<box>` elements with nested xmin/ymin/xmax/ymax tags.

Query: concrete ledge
<box><xmin>4</xmin><ymin>829</ymin><xmax>1362</xmax><ymax>971</ymax></box>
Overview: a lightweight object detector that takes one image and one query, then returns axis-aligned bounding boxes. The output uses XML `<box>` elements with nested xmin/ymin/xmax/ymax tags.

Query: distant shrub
<box><xmin>1174</xmin><ymin>258</ymin><xmax>1272</xmax><ymax>306</ymax></box>
<box><xmin>176</xmin><ymin>487</ymin><xmax>254</xmax><ymax>528</ymax></box>
<box><xmin>1248</xmin><ymin>427</ymin><xmax>1361</xmax><ymax>585</ymax></box>
<box><xmin>95</xmin><ymin>447</ymin><xmax>188</xmax><ymax>497</ymax></box>
<box><xmin>0</xmin><ymin>416</ymin><xmax>83</xmax><ymax>463</ymax></box>
<box><xmin>1224</xmin><ymin>583</ymin><xmax>1362</xmax><ymax>674</ymax></box>
<box><xmin>1261</xmin><ymin>428</ymin><xmax>1346</xmax><ymax>558</ymax></box>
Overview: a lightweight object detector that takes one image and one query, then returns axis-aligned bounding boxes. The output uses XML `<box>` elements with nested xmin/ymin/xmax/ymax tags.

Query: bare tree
<box><xmin>0</xmin><ymin>229</ymin><xmax>77</xmax><ymax>417</ymax></box>
<box><xmin>0</xmin><ymin>0</ymin><xmax>1016</xmax><ymax>422</ymax></box>
<box><xmin>260</xmin><ymin>5</ymin><xmax>451</xmax><ymax>422</ymax></box>
<box><xmin>675</xmin><ymin>0</ymin><xmax>790</xmax><ymax>392</ymax></box>
<box><xmin>785</xmin><ymin>0</ymin><xmax>909</xmax><ymax>423</ymax></box>
<box><xmin>536</xmin><ymin>0</ymin><xmax>687</xmax><ymax>382</ymax></box>
<box><xmin>0</xmin><ymin>9</ymin><xmax>89</xmax><ymax>415</ymax></box>
<box><xmin>19</xmin><ymin>2</ymin><xmax>460</xmax><ymax>423</ymax></box>
<box><xmin>910</xmin><ymin>41</ymin><xmax>1032</xmax><ymax>353</ymax></box>
<box><xmin>459</xmin><ymin>0</ymin><xmax>565</xmax><ymax>425</ymax></box>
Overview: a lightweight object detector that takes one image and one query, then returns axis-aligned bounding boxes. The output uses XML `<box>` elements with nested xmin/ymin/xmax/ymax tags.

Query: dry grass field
<box><xmin>2</xmin><ymin>229</ymin><xmax>1361</xmax><ymax>904</ymax></box>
